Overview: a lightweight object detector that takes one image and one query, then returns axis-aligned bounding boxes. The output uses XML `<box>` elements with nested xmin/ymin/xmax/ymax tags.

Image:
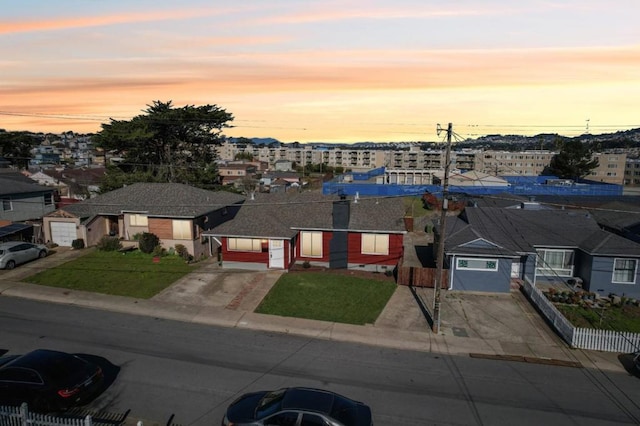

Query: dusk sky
<box><xmin>2</xmin><ymin>1</ymin><xmax>639</xmax><ymax>143</ymax></box>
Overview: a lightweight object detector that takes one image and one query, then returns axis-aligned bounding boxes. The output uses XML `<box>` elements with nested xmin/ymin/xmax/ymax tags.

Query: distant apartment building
<box><xmin>625</xmin><ymin>158</ymin><xmax>640</xmax><ymax>185</ymax></box>
<box><xmin>588</xmin><ymin>152</ymin><xmax>626</xmax><ymax>185</ymax></box>
<box><xmin>478</xmin><ymin>150</ymin><xmax>556</xmax><ymax>176</ymax></box>
<box><xmin>217</xmin><ymin>142</ymin><xmax>387</xmax><ymax>171</ymax></box>
<box><xmin>217</xmin><ymin>142</ymin><xmax>629</xmax><ymax>185</ymax></box>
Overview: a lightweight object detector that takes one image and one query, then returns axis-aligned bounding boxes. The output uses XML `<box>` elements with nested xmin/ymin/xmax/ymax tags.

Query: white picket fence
<box><xmin>0</xmin><ymin>403</ymin><xmax>141</xmax><ymax>426</ymax></box>
<box><xmin>0</xmin><ymin>403</ymin><xmax>91</xmax><ymax>426</ymax></box>
<box><xmin>521</xmin><ymin>278</ymin><xmax>640</xmax><ymax>353</ymax></box>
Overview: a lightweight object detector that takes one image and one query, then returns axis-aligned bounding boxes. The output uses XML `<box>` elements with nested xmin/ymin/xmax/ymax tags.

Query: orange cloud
<box><xmin>0</xmin><ymin>5</ymin><xmax>262</xmax><ymax>35</ymax></box>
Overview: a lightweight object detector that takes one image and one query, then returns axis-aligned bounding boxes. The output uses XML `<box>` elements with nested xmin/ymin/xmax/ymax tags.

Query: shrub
<box><xmin>138</xmin><ymin>232</ymin><xmax>160</xmax><ymax>254</ymax></box>
<box><xmin>303</xmin><ymin>261</ymin><xmax>311</xmax><ymax>269</ymax></box>
<box><xmin>175</xmin><ymin>244</ymin><xmax>190</xmax><ymax>261</ymax></box>
<box><xmin>97</xmin><ymin>236</ymin><xmax>122</xmax><ymax>252</ymax></box>
<box><xmin>71</xmin><ymin>239</ymin><xmax>85</xmax><ymax>250</ymax></box>
<box><xmin>152</xmin><ymin>245</ymin><xmax>166</xmax><ymax>257</ymax></box>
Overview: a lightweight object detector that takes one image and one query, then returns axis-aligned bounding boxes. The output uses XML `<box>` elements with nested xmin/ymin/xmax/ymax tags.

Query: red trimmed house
<box><xmin>203</xmin><ymin>192</ymin><xmax>406</xmax><ymax>272</ymax></box>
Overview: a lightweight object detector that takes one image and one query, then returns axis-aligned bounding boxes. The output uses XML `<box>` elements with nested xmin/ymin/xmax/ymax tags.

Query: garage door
<box><xmin>50</xmin><ymin>222</ymin><xmax>77</xmax><ymax>246</ymax></box>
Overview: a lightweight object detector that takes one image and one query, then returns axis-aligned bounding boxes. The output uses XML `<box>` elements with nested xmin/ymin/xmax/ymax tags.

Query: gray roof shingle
<box><xmin>445</xmin><ymin>206</ymin><xmax>640</xmax><ymax>258</ymax></box>
<box><xmin>58</xmin><ymin>183</ymin><xmax>245</xmax><ymax>218</ymax></box>
<box><xmin>206</xmin><ymin>193</ymin><xmax>406</xmax><ymax>238</ymax></box>
<box><xmin>0</xmin><ymin>174</ymin><xmax>53</xmax><ymax>196</ymax></box>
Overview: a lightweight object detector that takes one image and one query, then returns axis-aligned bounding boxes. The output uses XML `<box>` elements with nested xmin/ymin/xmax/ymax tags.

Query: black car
<box><xmin>0</xmin><ymin>349</ymin><xmax>103</xmax><ymax>412</ymax></box>
<box><xmin>221</xmin><ymin>387</ymin><xmax>373</xmax><ymax>426</ymax></box>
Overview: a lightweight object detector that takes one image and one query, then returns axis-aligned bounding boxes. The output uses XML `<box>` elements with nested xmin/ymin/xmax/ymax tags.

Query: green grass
<box><xmin>23</xmin><ymin>250</ymin><xmax>196</xmax><ymax>299</ymax></box>
<box><xmin>556</xmin><ymin>304</ymin><xmax>640</xmax><ymax>333</ymax></box>
<box><xmin>255</xmin><ymin>272</ymin><xmax>397</xmax><ymax>325</ymax></box>
<box><xmin>403</xmin><ymin>196</ymin><xmax>430</xmax><ymax>217</ymax></box>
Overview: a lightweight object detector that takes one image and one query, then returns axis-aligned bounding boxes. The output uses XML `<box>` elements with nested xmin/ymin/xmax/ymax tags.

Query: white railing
<box><xmin>1</xmin><ymin>404</ymin><xmax>97</xmax><ymax>426</ymax></box>
<box><xmin>521</xmin><ymin>277</ymin><xmax>640</xmax><ymax>353</ymax></box>
<box><xmin>521</xmin><ymin>277</ymin><xmax>575</xmax><ymax>343</ymax></box>
<box><xmin>572</xmin><ymin>328</ymin><xmax>640</xmax><ymax>353</ymax></box>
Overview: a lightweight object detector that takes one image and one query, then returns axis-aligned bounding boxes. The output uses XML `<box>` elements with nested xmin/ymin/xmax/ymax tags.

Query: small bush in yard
<box><xmin>175</xmin><ymin>244</ymin><xmax>190</xmax><ymax>261</ymax></box>
<box><xmin>138</xmin><ymin>232</ymin><xmax>160</xmax><ymax>254</ymax></box>
<box><xmin>152</xmin><ymin>245</ymin><xmax>166</xmax><ymax>257</ymax></box>
<box><xmin>97</xmin><ymin>236</ymin><xmax>122</xmax><ymax>251</ymax></box>
<box><xmin>71</xmin><ymin>239</ymin><xmax>85</xmax><ymax>249</ymax></box>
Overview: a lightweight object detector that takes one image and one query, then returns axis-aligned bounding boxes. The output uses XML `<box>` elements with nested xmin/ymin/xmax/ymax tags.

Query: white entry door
<box><xmin>269</xmin><ymin>240</ymin><xmax>285</xmax><ymax>269</ymax></box>
<box><xmin>511</xmin><ymin>261</ymin><xmax>521</xmax><ymax>278</ymax></box>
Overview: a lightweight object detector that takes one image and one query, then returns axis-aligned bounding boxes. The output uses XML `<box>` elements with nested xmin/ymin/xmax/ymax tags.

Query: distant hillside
<box><xmin>229</xmin><ymin>128</ymin><xmax>640</xmax><ymax>150</ymax></box>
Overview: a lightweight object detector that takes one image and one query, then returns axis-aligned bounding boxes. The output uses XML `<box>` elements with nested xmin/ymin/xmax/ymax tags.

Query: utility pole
<box><xmin>433</xmin><ymin>123</ymin><xmax>452</xmax><ymax>334</ymax></box>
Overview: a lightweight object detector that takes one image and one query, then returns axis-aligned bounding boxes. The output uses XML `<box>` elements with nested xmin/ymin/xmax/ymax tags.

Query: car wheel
<box><xmin>5</xmin><ymin>260</ymin><xmax>15</xmax><ymax>270</ymax></box>
<box><xmin>38</xmin><ymin>250</ymin><xmax>47</xmax><ymax>258</ymax></box>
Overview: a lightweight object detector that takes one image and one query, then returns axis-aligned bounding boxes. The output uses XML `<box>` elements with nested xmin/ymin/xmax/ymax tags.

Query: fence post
<box><xmin>85</xmin><ymin>414</ymin><xmax>93</xmax><ymax>426</ymax></box>
<box><xmin>20</xmin><ymin>403</ymin><xmax>28</xmax><ymax>426</ymax></box>
<box><xmin>137</xmin><ymin>421</ymin><xmax>144</xmax><ymax>426</ymax></box>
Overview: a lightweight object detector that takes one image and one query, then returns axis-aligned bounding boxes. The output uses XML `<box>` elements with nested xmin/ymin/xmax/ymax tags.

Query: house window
<box><xmin>44</xmin><ymin>193</ymin><xmax>53</xmax><ymax>206</ymax></box>
<box><xmin>300</xmin><ymin>231</ymin><xmax>322</xmax><ymax>257</ymax></box>
<box><xmin>2</xmin><ymin>199</ymin><xmax>12</xmax><ymax>211</ymax></box>
<box><xmin>172</xmin><ymin>220</ymin><xmax>191</xmax><ymax>240</ymax></box>
<box><xmin>361</xmin><ymin>233</ymin><xmax>389</xmax><ymax>255</ymax></box>
<box><xmin>456</xmin><ymin>258</ymin><xmax>498</xmax><ymax>271</ymax></box>
<box><xmin>228</xmin><ymin>238</ymin><xmax>261</xmax><ymax>252</ymax></box>
<box><xmin>612</xmin><ymin>258</ymin><xmax>637</xmax><ymax>284</ymax></box>
<box><xmin>536</xmin><ymin>249</ymin><xmax>574</xmax><ymax>276</ymax></box>
<box><xmin>129</xmin><ymin>214</ymin><xmax>148</xmax><ymax>226</ymax></box>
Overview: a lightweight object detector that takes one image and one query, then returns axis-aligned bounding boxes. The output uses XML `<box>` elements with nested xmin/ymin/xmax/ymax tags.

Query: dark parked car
<box><xmin>0</xmin><ymin>349</ymin><xmax>103</xmax><ymax>412</ymax></box>
<box><xmin>0</xmin><ymin>241</ymin><xmax>48</xmax><ymax>270</ymax></box>
<box><xmin>221</xmin><ymin>387</ymin><xmax>373</xmax><ymax>426</ymax></box>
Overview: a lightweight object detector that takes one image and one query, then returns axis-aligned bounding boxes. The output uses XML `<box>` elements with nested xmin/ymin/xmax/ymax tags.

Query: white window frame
<box><xmin>228</xmin><ymin>238</ymin><xmax>261</xmax><ymax>252</ymax></box>
<box><xmin>2</xmin><ymin>199</ymin><xmax>12</xmax><ymax>211</ymax></box>
<box><xmin>129</xmin><ymin>214</ymin><xmax>148</xmax><ymax>226</ymax></box>
<box><xmin>300</xmin><ymin>231</ymin><xmax>322</xmax><ymax>257</ymax></box>
<box><xmin>172</xmin><ymin>220</ymin><xmax>192</xmax><ymax>240</ymax></box>
<box><xmin>456</xmin><ymin>257</ymin><xmax>498</xmax><ymax>271</ymax></box>
<box><xmin>612</xmin><ymin>258</ymin><xmax>637</xmax><ymax>284</ymax></box>
<box><xmin>536</xmin><ymin>249</ymin><xmax>574</xmax><ymax>277</ymax></box>
<box><xmin>44</xmin><ymin>193</ymin><xmax>53</xmax><ymax>206</ymax></box>
<box><xmin>361</xmin><ymin>233</ymin><xmax>389</xmax><ymax>255</ymax></box>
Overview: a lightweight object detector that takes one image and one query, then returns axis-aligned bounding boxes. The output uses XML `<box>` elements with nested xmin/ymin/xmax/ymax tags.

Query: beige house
<box><xmin>43</xmin><ymin>183</ymin><xmax>245</xmax><ymax>258</ymax></box>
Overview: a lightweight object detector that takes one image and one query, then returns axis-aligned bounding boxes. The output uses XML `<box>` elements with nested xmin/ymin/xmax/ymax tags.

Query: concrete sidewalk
<box><xmin>0</xmin><ymin>247</ymin><xmax>626</xmax><ymax>374</ymax></box>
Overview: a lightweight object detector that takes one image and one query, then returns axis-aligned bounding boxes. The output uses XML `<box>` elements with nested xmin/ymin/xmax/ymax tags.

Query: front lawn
<box><xmin>255</xmin><ymin>272</ymin><xmax>397</xmax><ymax>325</ymax></box>
<box><xmin>555</xmin><ymin>304</ymin><xmax>640</xmax><ymax>333</ymax></box>
<box><xmin>23</xmin><ymin>250</ymin><xmax>196</xmax><ymax>299</ymax></box>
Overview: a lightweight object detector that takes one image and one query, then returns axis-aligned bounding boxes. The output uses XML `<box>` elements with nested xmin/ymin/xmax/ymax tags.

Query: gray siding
<box><xmin>0</xmin><ymin>192</ymin><xmax>55</xmax><ymax>221</ymax></box>
<box><xmin>450</xmin><ymin>256</ymin><xmax>512</xmax><ymax>293</ymax></box>
<box><xmin>523</xmin><ymin>254</ymin><xmax>536</xmax><ymax>283</ymax></box>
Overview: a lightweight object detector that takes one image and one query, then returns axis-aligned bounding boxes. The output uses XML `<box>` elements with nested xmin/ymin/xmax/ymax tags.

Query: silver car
<box><xmin>0</xmin><ymin>241</ymin><xmax>48</xmax><ymax>270</ymax></box>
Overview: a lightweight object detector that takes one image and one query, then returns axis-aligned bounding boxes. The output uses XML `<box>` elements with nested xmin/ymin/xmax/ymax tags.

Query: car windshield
<box><xmin>40</xmin><ymin>354</ymin><xmax>88</xmax><ymax>382</ymax></box>
<box><xmin>256</xmin><ymin>389</ymin><xmax>286</xmax><ymax>418</ymax></box>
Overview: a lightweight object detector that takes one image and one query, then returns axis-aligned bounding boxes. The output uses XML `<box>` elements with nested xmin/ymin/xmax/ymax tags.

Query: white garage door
<box><xmin>50</xmin><ymin>222</ymin><xmax>77</xmax><ymax>246</ymax></box>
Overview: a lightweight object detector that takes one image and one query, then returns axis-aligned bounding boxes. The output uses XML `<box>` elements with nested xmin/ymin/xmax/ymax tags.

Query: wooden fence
<box><xmin>397</xmin><ymin>264</ymin><xmax>448</xmax><ymax>288</ymax></box>
<box><xmin>521</xmin><ymin>277</ymin><xmax>640</xmax><ymax>353</ymax></box>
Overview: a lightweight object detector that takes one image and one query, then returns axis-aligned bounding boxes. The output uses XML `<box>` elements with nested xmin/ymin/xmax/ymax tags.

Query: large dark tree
<box><xmin>0</xmin><ymin>130</ymin><xmax>39</xmax><ymax>169</ymax></box>
<box><xmin>94</xmin><ymin>100</ymin><xmax>233</xmax><ymax>192</ymax></box>
<box><xmin>546</xmin><ymin>139</ymin><xmax>599</xmax><ymax>180</ymax></box>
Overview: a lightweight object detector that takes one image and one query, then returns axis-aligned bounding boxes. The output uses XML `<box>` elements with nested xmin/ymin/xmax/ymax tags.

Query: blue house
<box><xmin>441</xmin><ymin>206</ymin><xmax>640</xmax><ymax>298</ymax></box>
